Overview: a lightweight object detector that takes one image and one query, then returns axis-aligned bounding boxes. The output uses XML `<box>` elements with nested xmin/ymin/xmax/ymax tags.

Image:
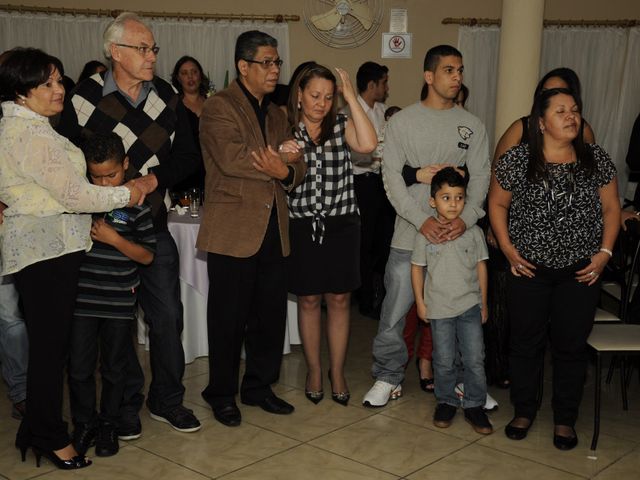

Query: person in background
<box><xmin>287</xmin><ymin>63</ymin><xmax>376</xmax><ymax>406</ymax></box>
<box><xmin>0</xmin><ymin>47</ymin><xmax>144</xmax><ymax>469</ymax></box>
<box><xmin>171</xmin><ymin>55</ymin><xmax>208</xmax><ymax>192</ymax></box>
<box><xmin>77</xmin><ymin>60</ymin><xmax>107</xmax><ymax>85</ymax></box>
<box><xmin>490</xmin><ymin>87</ymin><xmax>619</xmax><ymax>450</ymax></box>
<box><xmin>69</xmin><ymin>133</ymin><xmax>156</xmax><ymax>459</ymax></box>
<box><xmin>0</xmin><ymin>48</ymin><xmax>28</xmax><ymax>422</ymax></box>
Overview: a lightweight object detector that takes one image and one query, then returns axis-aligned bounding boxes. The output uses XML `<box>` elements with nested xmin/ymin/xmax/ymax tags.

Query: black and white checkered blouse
<box><xmin>288</xmin><ymin>114</ymin><xmax>358</xmax><ymax>244</ymax></box>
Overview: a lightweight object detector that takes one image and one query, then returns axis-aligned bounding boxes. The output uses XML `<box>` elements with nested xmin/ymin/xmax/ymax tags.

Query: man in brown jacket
<box><xmin>197</xmin><ymin>30</ymin><xmax>306</xmax><ymax>427</ymax></box>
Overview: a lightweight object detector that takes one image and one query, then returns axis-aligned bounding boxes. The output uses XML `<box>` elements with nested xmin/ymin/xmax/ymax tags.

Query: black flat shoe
<box><xmin>213</xmin><ymin>403</ymin><xmax>242</xmax><ymax>427</ymax></box>
<box><xmin>32</xmin><ymin>447</ymin><xmax>92</xmax><ymax>469</ymax></box>
<box><xmin>553</xmin><ymin>427</ymin><xmax>578</xmax><ymax>450</ymax></box>
<box><xmin>505</xmin><ymin>417</ymin><xmax>533</xmax><ymax>440</ymax></box>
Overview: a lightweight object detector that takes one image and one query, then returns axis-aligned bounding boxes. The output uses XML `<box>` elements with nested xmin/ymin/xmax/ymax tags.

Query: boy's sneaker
<box><xmin>464</xmin><ymin>406</ymin><xmax>493</xmax><ymax>435</ymax></box>
<box><xmin>433</xmin><ymin>403</ymin><xmax>457</xmax><ymax>428</ymax></box>
<box><xmin>455</xmin><ymin>383</ymin><xmax>499</xmax><ymax>411</ymax></box>
<box><xmin>95</xmin><ymin>421</ymin><xmax>119</xmax><ymax>457</ymax></box>
<box><xmin>73</xmin><ymin>421</ymin><xmax>98</xmax><ymax>456</ymax></box>
<box><xmin>117</xmin><ymin>411</ymin><xmax>142</xmax><ymax>441</ymax></box>
<box><xmin>362</xmin><ymin>381</ymin><xmax>402</xmax><ymax>407</ymax></box>
<box><xmin>149</xmin><ymin>404</ymin><xmax>201</xmax><ymax>433</ymax></box>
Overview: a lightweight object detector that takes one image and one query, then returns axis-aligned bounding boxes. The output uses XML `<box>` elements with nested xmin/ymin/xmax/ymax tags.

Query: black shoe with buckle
<box><xmin>433</xmin><ymin>403</ymin><xmax>457</xmax><ymax>428</ymax></box>
<box><xmin>212</xmin><ymin>402</ymin><xmax>242</xmax><ymax>427</ymax></box>
<box><xmin>149</xmin><ymin>404</ymin><xmax>201</xmax><ymax>433</ymax></box>
<box><xmin>95</xmin><ymin>421</ymin><xmax>119</xmax><ymax>457</ymax></box>
<box><xmin>72</xmin><ymin>420</ymin><xmax>97</xmax><ymax>456</ymax></box>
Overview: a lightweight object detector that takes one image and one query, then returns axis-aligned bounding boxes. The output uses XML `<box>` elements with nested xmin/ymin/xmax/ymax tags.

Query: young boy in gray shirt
<box><xmin>411</xmin><ymin>167</ymin><xmax>491</xmax><ymax>435</ymax></box>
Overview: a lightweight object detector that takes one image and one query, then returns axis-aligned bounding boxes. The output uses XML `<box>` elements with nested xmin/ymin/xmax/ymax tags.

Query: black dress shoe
<box><xmin>553</xmin><ymin>427</ymin><xmax>578</xmax><ymax>450</ymax></box>
<box><xmin>213</xmin><ymin>403</ymin><xmax>242</xmax><ymax>427</ymax></box>
<box><xmin>504</xmin><ymin>417</ymin><xmax>533</xmax><ymax>440</ymax></box>
<box><xmin>242</xmin><ymin>395</ymin><xmax>294</xmax><ymax>415</ymax></box>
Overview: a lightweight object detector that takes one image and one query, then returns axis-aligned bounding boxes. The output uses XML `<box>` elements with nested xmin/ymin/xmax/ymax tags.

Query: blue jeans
<box><xmin>431</xmin><ymin>304</ymin><xmax>487</xmax><ymax>408</ymax></box>
<box><xmin>0</xmin><ymin>275</ymin><xmax>28</xmax><ymax>403</ymax></box>
<box><xmin>371</xmin><ymin>248</ymin><xmax>414</xmax><ymax>385</ymax></box>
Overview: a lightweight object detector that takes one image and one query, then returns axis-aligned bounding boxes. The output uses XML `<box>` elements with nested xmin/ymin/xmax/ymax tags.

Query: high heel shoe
<box><xmin>416</xmin><ymin>358</ymin><xmax>435</xmax><ymax>393</ymax></box>
<box><xmin>15</xmin><ymin>419</ymin><xmax>30</xmax><ymax>462</ymax></box>
<box><xmin>304</xmin><ymin>373</ymin><xmax>324</xmax><ymax>404</ymax></box>
<box><xmin>32</xmin><ymin>446</ymin><xmax>92</xmax><ymax>469</ymax></box>
<box><xmin>328</xmin><ymin>370</ymin><xmax>350</xmax><ymax>406</ymax></box>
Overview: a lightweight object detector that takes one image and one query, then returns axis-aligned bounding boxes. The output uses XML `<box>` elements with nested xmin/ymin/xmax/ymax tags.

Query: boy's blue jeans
<box><xmin>431</xmin><ymin>304</ymin><xmax>487</xmax><ymax>409</ymax></box>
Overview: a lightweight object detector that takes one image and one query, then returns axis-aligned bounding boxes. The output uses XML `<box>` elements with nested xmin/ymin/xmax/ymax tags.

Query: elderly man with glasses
<box><xmin>57</xmin><ymin>11</ymin><xmax>201</xmax><ymax>448</ymax></box>
<box><xmin>196</xmin><ymin>30</ymin><xmax>306</xmax><ymax>427</ymax></box>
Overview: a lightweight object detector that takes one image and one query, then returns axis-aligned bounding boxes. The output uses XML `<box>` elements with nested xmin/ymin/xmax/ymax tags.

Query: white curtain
<box><xmin>458</xmin><ymin>25</ymin><xmax>640</xmax><ymax>196</ymax></box>
<box><xmin>0</xmin><ymin>12</ymin><xmax>290</xmax><ymax>90</ymax></box>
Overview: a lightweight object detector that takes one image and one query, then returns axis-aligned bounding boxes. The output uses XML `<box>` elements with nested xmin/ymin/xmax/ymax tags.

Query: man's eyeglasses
<box><xmin>116</xmin><ymin>43</ymin><xmax>160</xmax><ymax>56</ymax></box>
<box><xmin>243</xmin><ymin>58</ymin><xmax>283</xmax><ymax>69</ymax></box>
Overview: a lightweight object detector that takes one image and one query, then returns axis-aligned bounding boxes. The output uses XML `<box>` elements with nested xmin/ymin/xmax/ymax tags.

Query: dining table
<box><xmin>137</xmin><ymin>206</ymin><xmax>300</xmax><ymax>364</ymax></box>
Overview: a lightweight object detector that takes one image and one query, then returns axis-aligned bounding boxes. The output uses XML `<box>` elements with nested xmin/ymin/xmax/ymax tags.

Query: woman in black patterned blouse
<box><xmin>489</xmin><ymin>88</ymin><xmax>620</xmax><ymax>450</ymax></box>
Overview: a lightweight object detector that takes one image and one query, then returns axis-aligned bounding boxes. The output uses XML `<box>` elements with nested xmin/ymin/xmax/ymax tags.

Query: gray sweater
<box><xmin>381</xmin><ymin>102</ymin><xmax>490</xmax><ymax>250</ymax></box>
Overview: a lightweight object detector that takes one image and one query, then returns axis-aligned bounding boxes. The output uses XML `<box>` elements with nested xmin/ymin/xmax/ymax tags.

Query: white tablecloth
<box><xmin>137</xmin><ymin>208</ymin><xmax>299</xmax><ymax>364</ymax></box>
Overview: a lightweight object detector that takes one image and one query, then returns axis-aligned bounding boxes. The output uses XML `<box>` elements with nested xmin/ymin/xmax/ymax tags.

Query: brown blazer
<box><xmin>196</xmin><ymin>80</ymin><xmax>306</xmax><ymax>258</ymax></box>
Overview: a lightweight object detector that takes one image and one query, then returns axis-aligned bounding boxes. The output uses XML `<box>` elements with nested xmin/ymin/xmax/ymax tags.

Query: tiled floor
<box><xmin>1</xmin><ymin>308</ymin><xmax>639</xmax><ymax>479</ymax></box>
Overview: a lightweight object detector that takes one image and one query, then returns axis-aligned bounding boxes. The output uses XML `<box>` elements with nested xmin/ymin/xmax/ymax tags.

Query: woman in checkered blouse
<box><xmin>285</xmin><ymin>63</ymin><xmax>377</xmax><ymax>406</ymax></box>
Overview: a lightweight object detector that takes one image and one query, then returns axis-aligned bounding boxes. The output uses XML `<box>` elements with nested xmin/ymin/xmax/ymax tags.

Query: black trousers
<box><xmin>69</xmin><ymin>316</ymin><xmax>134</xmax><ymax>425</ymax></box>
<box><xmin>506</xmin><ymin>260</ymin><xmax>599</xmax><ymax>426</ymax></box>
<box><xmin>353</xmin><ymin>172</ymin><xmax>395</xmax><ymax>308</ymax></box>
<box><xmin>202</xmin><ymin>211</ymin><xmax>287</xmax><ymax>407</ymax></box>
<box><xmin>13</xmin><ymin>251</ymin><xmax>84</xmax><ymax>451</ymax></box>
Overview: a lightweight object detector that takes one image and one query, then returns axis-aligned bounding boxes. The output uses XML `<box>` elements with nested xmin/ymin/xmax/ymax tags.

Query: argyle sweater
<box><xmin>57</xmin><ymin>71</ymin><xmax>200</xmax><ymax>231</ymax></box>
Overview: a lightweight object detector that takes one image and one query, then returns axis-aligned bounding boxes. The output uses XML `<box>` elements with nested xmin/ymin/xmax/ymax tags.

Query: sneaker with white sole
<box><xmin>362</xmin><ymin>380</ymin><xmax>402</xmax><ymax>407</ymax></box>
<box><xmin>455</xmin><ymin>383</ymin><xmax>498</xmax><ymax>411</ymax></box>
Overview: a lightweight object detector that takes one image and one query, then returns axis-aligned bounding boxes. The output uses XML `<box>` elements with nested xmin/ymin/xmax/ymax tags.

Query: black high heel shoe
<box><xmin>304</xmin><ymin>373</ymin><xmax>324</xmax><ymax>404</ymax></box>
<box><xmin>15</xmin><ymin>419</ymin><xmax>30</xmax><ymax>462</ymax></box>
<box><xmin>416</xmin><ymin>358</ymin><xmax>435</xmax><ymax>393</ymax></box>
<box><xmin>32</xmin><ymin>447</ymin><xmax>92</xmax><ymax>469</ymax></box>
<box><xmin>328</xmin><ymin>370</ymin><xmax>350</xmax><ymax>406</ymax></box>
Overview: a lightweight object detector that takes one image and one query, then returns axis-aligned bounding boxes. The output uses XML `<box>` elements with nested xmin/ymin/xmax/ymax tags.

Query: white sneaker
<box><xmin>362</xmin><ymin>380</ymin><xmax>402</xmax><ymax>407</ymax></box>
<box><xmin>454</xmin><ymin>383</ymin><xmax>499</xmax><ymax>411</ymax></box>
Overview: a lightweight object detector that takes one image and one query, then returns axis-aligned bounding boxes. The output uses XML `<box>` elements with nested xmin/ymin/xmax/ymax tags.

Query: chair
<box><xmin>587</xmin><ymin>228</ymin><xmax>640</xmax><ymax>452</ymax></box>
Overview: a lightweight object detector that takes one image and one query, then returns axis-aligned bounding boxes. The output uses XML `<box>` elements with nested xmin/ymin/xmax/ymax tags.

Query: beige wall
<box><xmin>4</xmin><ymin>0</ymin><xmax>640</xmax><ymax>107</ymax></box>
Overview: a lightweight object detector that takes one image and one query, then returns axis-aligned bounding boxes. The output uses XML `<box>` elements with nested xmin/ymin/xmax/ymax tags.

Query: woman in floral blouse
<box><xmin>0</xmin><ymin>48</ymin><xmax>142</xmax><ymax>469</ymax></box>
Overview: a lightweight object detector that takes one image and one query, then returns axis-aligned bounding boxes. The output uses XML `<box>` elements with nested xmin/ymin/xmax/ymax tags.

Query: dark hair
<box><xmin>431</xmin><ymin>166</ymin><xmax>468</xmax><ymax>198</ymax></box>
<box><xmin>356</xmin><ymin>61</ymin><xmax>388</xmax><ymax>93</ymax></box>
<box><xmin>420</xmin><ymin>82</ymin><xmax>428</xmax><ymax>101</ymax></box>
<box><xmin>81</xmin><ymin>132</ymin><xmax>126</xmax><ymax>165</ymax></box>
<box><xmin>287</xmin><ymin>63</ymin><xmax>337</xmax><ymax>145</ymax></box>
<box><xmin>271</xmin><ymin>60</ymin><xmax>316</xmax><ymax>107</ymax></box>
<box><xmin>456</xmin><ymin>84</ymin><xmax>469</xmax><ymax>107</ymax></box>
<box><xmin>424</xmin><ymin>44</ymin><xmax>462</xmax><ymax>72</ymax></box>
<box><xmin>0</xmin><ymin>48</ymin><xmax>59</xmax><ymax>102</ymax></box>
<box><xmin>171</xmin><ymin>56</ymin><xmax>209</xmax><ymax>98</ymax></box>
<box><xmin>527</xmin><ymin>87</ymin><xmax>593</xmax><ymax>182</ymax></box>
<box><xmin>384</xmin><ymin>106</ymin><xmax>401</xmax><ymax>121</ymax></box>
<box><xmin>234</xmin><ymin>30</ymin><xmax>278</xmax><ymax>76</ymax></box>
<box><xmin>533</xmin><ymin>67</ymin><xmax>582</xmax><ymax>101</ymax></box>
<box><xmin>78</xmin><ymin>60</ymin><xmax>107</xmax><ymax>84</ymax></box>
